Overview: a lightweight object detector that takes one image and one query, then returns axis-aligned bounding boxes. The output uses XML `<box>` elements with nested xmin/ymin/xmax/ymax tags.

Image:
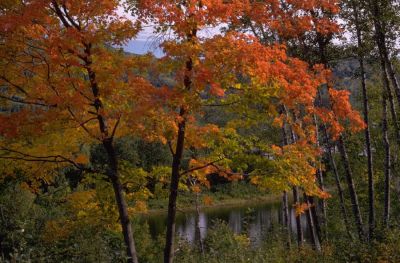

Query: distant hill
<box><xmin>123</xmin><ymin>39</ymin><xmax>164</xmax><ymax>58</ymax></box>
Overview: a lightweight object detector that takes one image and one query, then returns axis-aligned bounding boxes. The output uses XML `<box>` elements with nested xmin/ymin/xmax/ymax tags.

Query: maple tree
<box><xmin>0</xmin><ymin>0</ymin><xmax>372</xmax><ymax>261</ymax></box>
<box><xmin>130</xmin><ymin>0</ymin><xmax>366</xmax><ymax>261</ymax></box>
<box><xmin>0</xmin><ymin>1</ymin><xmax>159</xmax><ymax>262</ymax></box>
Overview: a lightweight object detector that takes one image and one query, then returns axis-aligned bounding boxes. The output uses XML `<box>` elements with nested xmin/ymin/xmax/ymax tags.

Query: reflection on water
<box><xmin>143</xmin><ymin>202</ymin><xmax>309</xmax><ymax>246</ymax></box>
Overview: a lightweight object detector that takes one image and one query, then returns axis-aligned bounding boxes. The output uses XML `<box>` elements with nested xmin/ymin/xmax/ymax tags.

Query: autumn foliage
<box><xmin>0</xmin><ymin>0</ymin><xmax>366</xmax><ymax>262</ymax></box>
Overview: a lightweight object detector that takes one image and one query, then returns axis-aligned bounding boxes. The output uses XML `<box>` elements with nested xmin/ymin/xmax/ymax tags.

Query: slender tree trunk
<box><xmin>371</xmin><ymin>0</ymin><xmax>400</xmax><ymax>107</ymax></box>
<box><xmin>337</xmin><ymin>136</ymin><xmax>365</xmax><ymax>241</ymax></box>
<box><xmin>313</xmin><ymin>115</ymin><xmax>326</xmax><ymax>241</ymax></box>
<box><xmin>377</xmin><ymin>39</ymin><xmax>397</xmax><ymax>229</ymax></box>
<box><xmin>282</xmin><ymin>191</ymin><xmax>291</xmax><ymax>248</ymax></box>
<box><xmin>104</xmin><ymin>140</ymin><xmax>139</xmax><ymax>263</ymax></box>
<box><xmin>83</xmin><ymin>43</ymin><xmax>139</xmax><ymax>263</ymax></box>
<box><xmin>382</xmin><ymin>91</ymin><xmax>391</xmax><ymax>228</ymax></box>
<box><xmin>380</xmin><ymin>59</ymin><xmax>400</xmax><ymax>145</ymax></box>
<box><xmin>280</xmin><ymin>123</ymin><xmax>292</xmax><ymax>248</ymax></box>
<box><xmin>304</xmin><ymin>194</ymin><xmax>321</xmax><ymax>252</ymax></box>
<box><xmin>325</xmin><ymin>140</ymin><xmax>353</xmax><ymax>239</ymax></box>
<box><xmin>164</xmin><ymin>26</ymin><xmax>196</xmax><ymax>262</ymax></box>
<box><xmin>293</xmin><ymin>186</ymin><xmax>304</xmax><ymax>247</ymax></box>
<box><xmin>164</xmin><ymin>107</ymin><xmax>186</xmax><ymax>263</ymax></box>
<box><xmin>315</xmin><ymin>34</ymin><xmax>365</xmax><ymax>242</ymax></box>
<box><xmin>353</xmin><ymin>7</ymin><xmax>375</xmax><ymax>240</ymax></box>
<box><xmin>308</xmin><ymin>196</ymin><xmax>322</xmax><ymax>242</ymax></box>
<box><xmin>386</xmin><ymin>59</ymin><xmax>400</xmax><ymax>104</ymax></box>
<box><xmin>284</xmin><ymin>109</ymin><xmax>304</xmax><ymax>247</ymax></box>
<box><xmin>359</xmin><ymin>53</ymin><xmax>375</xmax><ymax>241</ymax></box>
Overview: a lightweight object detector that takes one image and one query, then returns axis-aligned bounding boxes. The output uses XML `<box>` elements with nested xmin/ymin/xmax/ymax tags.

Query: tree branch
<box><xmin>0</xmin><ymin>76</ymin><xmax>28</xmax><ymax>95</ymax></box>
<box><xmin>0</xmin><ymin>147</ymin><xmax>100</xmax><ymax>173</ymax></box>
<box><xmin>0</xmin><ymin>94</ymin><xmax>56</xmax><ymax>108</ymax></box>
<box><xmin>167</xmin><ymin>140</ymin><xmax>175</xmax><ymax>156</ymax></box>
<box><xmin>180</xmin><ymin>157</ymin><xmax>224</xmax><ymax>176</ymax></box>
<box><xmin>111</xmin><ymin>115</ymin><xmax>121</xmax><ymax>139</ymax></box>
<box><xmin>67</xmin><ymin>107</ymin><xmax>101</xmax><ymax>141</ymax></box>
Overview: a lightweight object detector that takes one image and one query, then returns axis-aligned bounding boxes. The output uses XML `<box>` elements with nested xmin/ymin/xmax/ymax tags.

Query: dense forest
<box><xmin>1</xmin><ymin>0</ymin><xmax>400</xmax><ymax>262</ymax></box>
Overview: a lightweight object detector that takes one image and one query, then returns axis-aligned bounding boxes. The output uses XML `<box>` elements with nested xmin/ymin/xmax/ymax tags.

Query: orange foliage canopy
<box><xmin>0</xmin><ymin>0</ymin><xmax>364</xmax><ymax>198</ymax></box>
<box><xmin>0</xmin><ymin>0</ymin><xmax>157</xmax><ymax>182</ymax></box>
<box><xmin>133</xmin><ymin>0</ymin><xmax>363</xmax><ymax>198</ymax></box>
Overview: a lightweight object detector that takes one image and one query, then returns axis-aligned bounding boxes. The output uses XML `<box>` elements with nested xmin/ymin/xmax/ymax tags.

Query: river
<box><xmin>142</xmin><ymin>201</ymin><xmax>309</xmax><ymax>246</ymax></box>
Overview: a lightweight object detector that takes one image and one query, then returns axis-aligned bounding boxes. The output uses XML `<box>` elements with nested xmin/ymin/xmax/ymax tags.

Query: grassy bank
<box><xmin>144</xmin><ymin>182</ymin><xmax>282</xmax><ymax>215</ymax></box>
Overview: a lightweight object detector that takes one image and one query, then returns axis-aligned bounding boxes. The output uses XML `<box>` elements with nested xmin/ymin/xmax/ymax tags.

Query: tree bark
<box><xmin>293</xmin><ymin>186</ymin><xmax>304</xmax><ymax>247</ymax></box>
<box><xmin>282</xmin><ymin>191</ymin><xmax>291</xmax><ymax>248</ymax></box>
<box><xmin>83</xmin><ymin>42</ymin><xmax>139</xmax><ymax>263</ymax></box>
<box><xmin>164</xmin><ymin>26</ymin><xmax>196</xmax><ymax>263</ymax></box>
<box><xmin>382</xmin><ymin>92</ymin><xmax>391</xmax><ymax>228</ymax></box>
<box><xmin>164</xmin><ymin>107</ymin><xmax>186</xmax><ymax>263</ymax></box>
<box><xmin>337</xmin><ymin>136</ymin><xmax>365</xmax><ymax>241</ymax></box>
<box><xmin>308</xmin><ymin>196</ymin><xmax>322</xmax><ymax>242</ymax></box>
<box><xmin>315</xmin><ymin>32</ymin><xmax>365</xmax><ymax>242</ymax></box>
<box><xmin>371</xmin><ymin>0</ymin><xmax>400</xmax><ymax>108</ymax></box>
<box><xmin>284</xmin><ymin>110</ymin><xmax>304</xmax><ymax>247</ymax></box>
<box><xmin>104</xmin><ymin>139</ymin><xmax>139</xmax><ymax>263</ymax></box>
<box><xmin>325</xmin><ymin>138</ymin><xmax>353</xmax><ymax>239</ymax></box>
<box><xmin>280</xmin><ymin>123</ymin><xmax>292</xmax><ymax>248</ymax></box>
<box><xmin>313</xmin><ymin>115</ymin><xmax>326</xmax><ymax>241</ymax></box>
<box><xmin>380</xmin><ymin>60</ymin><xmax>400</xmax><ymax>145</ymax></box>
<box><xmin>304</xmin><ymin>194</ymin><xmax>321</xmax><ymax>252</ymax></box>
<box><xmin>359</xmin><ymin>52</ymin><xmax>375</xmax><ymax>241</ymax></box>
<box><xmin>353</xmin><ymin>4</ymin><xmax>375</xmax><ymax>240</ymax></box>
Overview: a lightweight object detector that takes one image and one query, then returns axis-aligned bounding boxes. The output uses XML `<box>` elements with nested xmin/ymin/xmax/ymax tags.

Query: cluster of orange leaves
<box><xmin>0</xmin><ymin>0</ymin><xmax>365</xmax><ymax>211</ymax></box>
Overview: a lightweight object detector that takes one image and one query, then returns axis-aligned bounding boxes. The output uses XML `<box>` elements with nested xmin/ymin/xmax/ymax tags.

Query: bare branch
<box><xmin>167</xmin><ymin>140</ymin><xmax>175</xmax><ymax>156</ymax></box>
<box><xmin>0</xmin><ymin>76</ymin><xmax>28</xmax><ymax>95</ymax></box>
<box><xmin>111</xmin><ymin>115</ymin><xmax>121</xmax><ymax>139</ymax></box>
<box><xmin>0</xmin><ymin>94</ymin><xmax>56</xmax><ymax>108</ymax></box>
<box><xmin>67</xmin><ymin>107</ymin><xmax>101</xmax><ymax>141</ymax></box>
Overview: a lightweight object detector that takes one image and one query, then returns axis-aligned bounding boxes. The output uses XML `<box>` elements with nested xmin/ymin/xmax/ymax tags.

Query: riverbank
<box><xmin>144</xmin><ymin>193</ymin><xmax>283</xmax><ymax>216</ymax></box>
<box><xmin>141</xmin><ymin>182</ymin><xmax>288</xmax><ymax>216</ymax></box>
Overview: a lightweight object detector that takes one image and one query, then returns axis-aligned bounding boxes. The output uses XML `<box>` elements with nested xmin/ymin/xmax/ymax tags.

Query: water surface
<box><xmin>143</xmin><ymin>201</ymin><xmax>309</xmax><ymax>246</ymax></box>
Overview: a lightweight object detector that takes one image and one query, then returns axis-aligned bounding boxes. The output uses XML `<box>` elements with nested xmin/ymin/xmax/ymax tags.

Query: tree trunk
<box><xmin>315</xmin><ymin>33</ymin><xmax>365</xmax><ymax>242</ymax></box>
<box><xmin>284</xmin><ymin>110</ymin><xmax>304</xmax><ymax>247</ymax></box>
<box><xmin>104</xmin><ymin>139</ymin><xmax>139</xmax><ymax>263</ymax></box>
<box><xmin>353</xmin><ymin>6</ymin><xmax>375</xmax><ymax>239</ymax></box>
<box><xmin>304</xmin><ymin>194</ymin><xmax>321</xmax><ymax>252</ymax></box>
<box><xmin>83</xmin><ymin>42</ymin><xmax>139</xmax><ymax>263</ymax></box>
<box><xmin>282</xmin><ymin>191</ymin><xmax>291</xmax><ymax>248</ymax></box>
<box><xmin>280</xmin><ymin>118</ymin><xmax>292</xmax><ymax>248</ymax></box>
<box><xmin>359</xmin><ymin>53</ymin><xmax>375</xmax><ymax>241</ymax></box>
<box><xmin>382</xmin><ymin>93</ymin><xmax>391</xmax><ymax>228</ymax></box>
<box><xmin>337</xmin><ymin>136</ymin><xmax>365</xmax><ymax>241</ymax></box>
<box><xmin>164</xmin><ymin>27</ymin><xmax>196</xmax><ymax>262</ymax></box>
<box><xmin>293</xmin><ymin>186</ymin><xmax>304</xmax><ymax>247</ymax></box>
<box><xmin>313</xmin><ymin>115</ymin><xmax>326</xmax><ymax>241</ymax></box>
<box><xmin>371</xmin><ymin>0</ymin><xmax>400</xmax><ymax>108</ymax></box>
<box><xmin>308</xmin><ymin>196</ymin><xmax>322</xmax><ymax>242</ymax></box>
<box><xmin>164</xmin><ymin>107</ymin><xmax>186</xmax><ymax>263</ymax></box>
<box><xmin>381</xmin><ymin>60</ymin><xmax>400</xmax><ymax>145</ymax></box>
<box><xmin>386</xmin><ymin>59</ymin><xmax>400</xmax><ymax>106</ymax></box>
<box><xmin>325</xmin><ymin>140</ymin><xmax>353</xmax><ymax>239</ymax></box>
